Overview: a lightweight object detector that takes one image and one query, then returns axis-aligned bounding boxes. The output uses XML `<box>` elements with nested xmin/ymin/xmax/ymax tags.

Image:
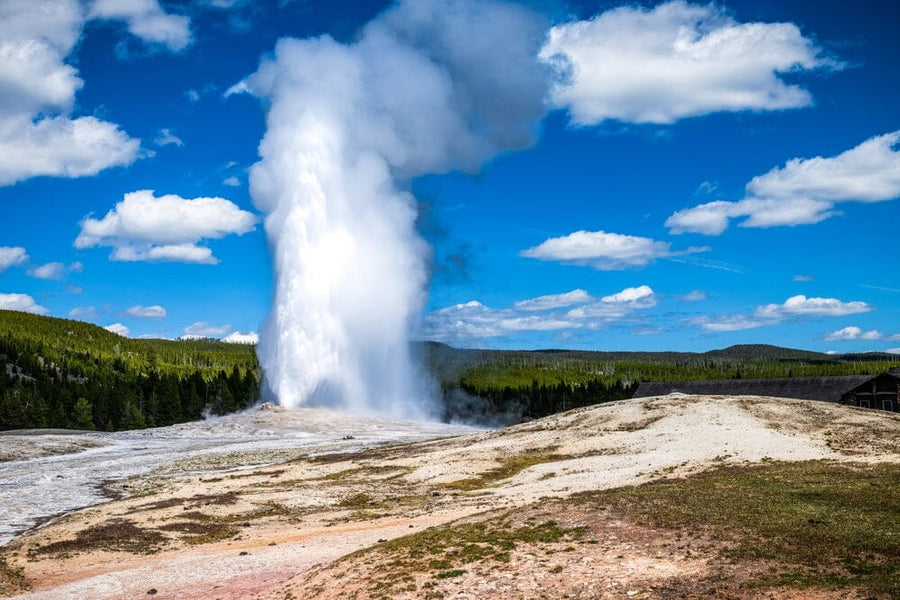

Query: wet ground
<box><xmin>0</xmin><ymin>405</ymin><xmax>474</xmax><ymax>547</ymax></box>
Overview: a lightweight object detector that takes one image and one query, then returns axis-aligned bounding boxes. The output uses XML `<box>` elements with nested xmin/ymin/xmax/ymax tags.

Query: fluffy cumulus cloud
<box><xmin>425</xmin><ymin>285</ymin><xmax>656</xmax><ymax>343</ymax></box>
<box><xmin>689</xmin><ymin>294</ymin><xmax>872</xmax><ymax>333</ymax></box>
<box><xmin>0</xmin><ymin>0</ymin><xmax>141</xmax><ymax>186</ymax></box>
<box><xmin>540</xmin><ymin>0</ymin><xmax>832</xmax><ymax>125</ymax></box>
<box><xmin>75</xmin><ymin>190</ymin><xmax>257</xmax><ymax>264</ymax></box>
<box><xmin>88</xmin><ymin>0</ymin><xmax>191</xmax><ymax>52</ymax></box>
<box><xmin>125</xmin><ymin>304</ymin><xmax>166</xmax><ymax>318</ymax></box>
<box><xmin>223</xmin><ymin>331</ymin><xmax>259</xmax><ymax>344</ymax></box>
<box><xmin>521</xmin><ymin>230</ymin><xmax>708</xmax><ymax>270</ymax></box>
<box><xmin>667</xmin><ymin>131</ymin><xmax>900</xmax><ymax>234</ymax></box>
<box><xmin>104</xmin><ymin>322</ymin><xmax>130</xmax><ymax>337</ymax></box>
<box><xmin>824</xmin><ymin>326</ymin><xmax>900</xmax><ymax>342</ymax></box>
<box><xmin>0</xmin><ymin>247</ymin><xmax>28</xmax><ymax>272</ymax></box>
<box><xmin>755</xmin><ymin>295</ymin><xmax>871</xmax><ymax>319</ymax></box>
<box><xmin>0</xmin><ymin>293</ymin><xmax>49</xmax><ymax>315</ymax></box>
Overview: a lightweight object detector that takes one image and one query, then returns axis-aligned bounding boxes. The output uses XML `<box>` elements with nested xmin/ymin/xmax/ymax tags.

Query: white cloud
<box><xmin>181</xmin><ymin>321</ymin><xmax>231</xmax><ymax>339</ymax></box>
<box><xmin>541</xmin><ymin>0</ymin><xmax>831</xmax><ymax>125</ymax></box>
<box><xmin>667</xmin><ymin>131</ymin><xmax>900</xmax><ymax>234</ymax></box>
<box><xmin>747</xmin><ymin>132</ymin><xmax>900</xmax><ymax>204</ymax></box>
<box><xmin>688</xmin><ymin>294</ymin><xmax>872</xmax><ymax>333</ymax></box>
<box><xmin>793</xmin><ymin>275</ymin><xmax>815</xmax><ymax>282</ymax></box>
<box><xmin>0</xmin><ymin>293</ymin><xmax>49</xmax><ymax>315</ymax></box>
<box><xmin>824</xmin><ymin>326</ymin><xmax>900</xmax><ymax>342</ymax></box>
<box><xmin>125</xmin><ymin>304</ymin><xmax>166</xmax><ymax>318</ymax></box>
<box><xmin>887</xmin><ymin>348</ymin><xmax>900</xmax><ymax>355</ymax></box>
<box><xmin>513</xmin><ymin>289</ymin><xmax>592</xmax><ymax>311</ymax></box>
<box><xmin>665</xmin><ymin>200</ymin><xmax>739</xmax><ymax>235</ymax></box>
<box><xmin>679</xmin><ymin>290</ymin><xmax>707</xmax><ymax>302</ymax></box>
<box><xmin>223</xmin><ymin>331</ymin><xmax>259</xmax><ymax>344</ymax></box>
<box><xmin>424</xmin><ymin>300</ymin><xmax>582</xmax><ymax>341</ymax></box>
<box><xmin>75</xmin><ymin>190</ymin><xmax>258</xmax><ymax>264</ymax></box>
<box><xmin>0</xmin><ymin>247</ymin><xmax>28</xmax><ymax>272</ymax></box>
<box><xmin>223</xmin><ymin>176</ymin><xmax>241</xmax><ymax>187</ymax></box>
<box><xmin>424</xmin><ymin>285</ymin><xmax>656</xmax><ymax>343</ymax></box>
<box><xmin>27</xmin><ymin>262</ymin><xmax>66</xmax><ymax>280</ymax></box>
<box><xmin>154</xmin><ymin>128</ymin><xmax>183</xmax><ymax>147</ymax></box>
<box><xmin>111</xmin><ymin>244</ymin><xmax>218</xmax><ymax>264</ymax></box>
<box><xmin>521</xmin><ymin>230</ymin><xmax>708</xmax><ymax>270</ymax></box>
<box><xmin>68</xmin><ymin>306</ymin><xmax>99</xmax><ymax>320</ymax></box>
<box><xmin>567</xmin><ymin>285</ymin><xmax>657</xmax><ymax>319</ymax></box>
<box><xmin>689</xmin><ymin>315</ymin><xmax>774</xmax><ymax>332</ymax></box>
<box><xmin>104</xmin><ymin>322</ymin><xmax>129</xmax><ymax>336</ymax></box>
<box><xmin>88</xmin><ymin>0</ymin><xmax>192</xmax><ymax>52</ymax></box>
<box><xmin>0</xmin><ymin>111</ymin><xmax>139</xmax><ymax>189</ymax></box>
<box><xmin>696</xmin><ymin>181</ymin><xmax>718</xmax><ymax>196</ymax></box>
<box><xmin>824</xmin><ymin>326</ymin><xmax>882</xmax><ymax>341</ymax></box>
<box><xmin>0</xmin><ymin>1</ymin><xmax>142</xmax><ymax>187</ymax></box>
<box><xmin>755</xmin><ymin>295</ymin><xmax>872</xmax><ymax>319</ymax></box>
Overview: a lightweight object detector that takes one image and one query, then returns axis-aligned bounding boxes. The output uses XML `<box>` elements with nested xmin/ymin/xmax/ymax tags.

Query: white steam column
<box><xmin>235</xmin><ymin>0</ymin><xmax>549</xmax><ymax>417</ymax></box>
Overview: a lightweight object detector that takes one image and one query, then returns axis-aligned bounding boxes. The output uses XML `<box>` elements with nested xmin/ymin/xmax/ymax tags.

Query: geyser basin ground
<box><xmin>2</xmin><ymin>395</ymin><xmax>898</xmax><ymax>599</ymax></box>
<box><xmin>0</xmin><ymin>405</ymin><xmax>477</xmax><ymax>548</ymax></box>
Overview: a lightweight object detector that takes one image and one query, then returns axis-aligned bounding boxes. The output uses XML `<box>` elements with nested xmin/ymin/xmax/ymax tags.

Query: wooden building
<box><xmin>841</xmin><ymin>372</ymin><xmax>900</xmax><ymax>412</ymax></box>
<box><xmin>634</xmin><ymin>371</ymin><xmax>900</xmax><ymax>413</ymax></box>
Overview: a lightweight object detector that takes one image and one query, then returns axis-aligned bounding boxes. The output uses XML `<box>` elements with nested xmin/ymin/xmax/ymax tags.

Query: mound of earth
<box><xmin>2</xmin><ymin>394</ymin><xmax>898</xmax><ymax>599</ymax></box>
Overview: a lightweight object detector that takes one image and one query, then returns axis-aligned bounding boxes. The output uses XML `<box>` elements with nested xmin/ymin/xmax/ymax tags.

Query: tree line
<box><xmin>0</xmin><ymin>311</ymin><xmax>260</xmax><ymax>431</ymax></box>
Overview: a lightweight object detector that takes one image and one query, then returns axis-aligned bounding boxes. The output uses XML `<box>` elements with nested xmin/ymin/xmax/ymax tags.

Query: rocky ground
<box><xmin>1</xmin><ymin>394</ymin><xmax>898</xmax><ymax>599</ymax></box>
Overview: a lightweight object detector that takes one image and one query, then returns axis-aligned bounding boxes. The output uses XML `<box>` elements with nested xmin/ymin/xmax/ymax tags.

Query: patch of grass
<box><xmin>0</xmin><ymin>554</ymin><xmax>29</xmax><ymax>594</ymax></box>
<box><xmin>614</xmin><ymin>415</ymin><xmax>664</xmax><ymax>432</ymax></box>
<box><xmin>338</xmin><ymin>493</ymin><xmax>384</xmax><ymax>510</ymax></box>
<box><xmin>576</xmin><ymin>460</ymin><xmax>900</xmax><ymax>597</ymax></box>
<box><xmin>322</xmin><ymin>465</ymin><xmax>411</xmax><ymax>482</ymax></box>
<box><xmin>158</xmin><ymin>520</ymin><xmax>238</xmax><ymax>544</ymax></box>
<box><xmin>340</xmin><ymin>515</ymin><xmax>585</xmax><ymax>597</ymax></box>
<box><xmin>129</xmin><ymin>490</ymin><xmax>241</xmax><ymax>514</ymax></box>
<box><xmin>434</xmin><ymin>569</ymin><xmax>465</xmax><ymax>579</ymax></box>
<box><xmin>31</xmin><ymin>519</ymin><xmax>166</xmax><ymax>556</ymax></box>
<box><xmin>439</xmin><ymin>449</ymin><xmax>562</xmax><ymax>491</ymax></box>
<box><xmin>439</xmin><ymin>447</ymin><xmax>621</xmax><ymax>491</ymax></box>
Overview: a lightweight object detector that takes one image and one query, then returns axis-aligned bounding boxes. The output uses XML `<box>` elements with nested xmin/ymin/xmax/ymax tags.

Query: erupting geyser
<box><xmin>236</xmin><ymin>0</ymin><xmax>548</xmax><ymax>416</ymax></box>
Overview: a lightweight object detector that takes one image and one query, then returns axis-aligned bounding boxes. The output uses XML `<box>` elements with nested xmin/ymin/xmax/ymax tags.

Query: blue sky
<box><xmin>0</xmin><ymin>0</ymin><xmax>898</xmax><ymax>354</ymax></box>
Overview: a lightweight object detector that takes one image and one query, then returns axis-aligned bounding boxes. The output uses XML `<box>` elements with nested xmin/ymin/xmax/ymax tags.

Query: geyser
<box><xmin>238</xmin><ymin>0</ymin><xmax>548</xmax><ymax>417</ymax></box>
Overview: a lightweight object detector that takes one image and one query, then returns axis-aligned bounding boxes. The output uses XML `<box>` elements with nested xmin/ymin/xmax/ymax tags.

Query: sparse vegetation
<box><xmin>31</xmin><ymin>519</ymin><xmax>166</xmax><ymax>557</ymax></box>
<box><xmin>335</xmin><ymin>516</ymin><xmax>586</xmax><ymax>598</ymax></box>
<box><xmin>439</xmin><ymin>449</ymin><xmax>563</xmax><ymax>491</ymax></box>
<box><xmin>576</xmin><ymin>460</ymin><xmax>900</xmax><ymax>597</ymax></box>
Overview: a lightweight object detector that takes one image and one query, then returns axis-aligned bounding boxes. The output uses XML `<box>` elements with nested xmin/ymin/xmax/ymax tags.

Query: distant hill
<box><xmin>413</xmin><ymin>340</ymin><xmax>899</xmax><ymax>426</ymax></box>
<box><xmin>0</xmin><ymin>310</ymin><xmax>260</xmax><ymax>432</ymax></box>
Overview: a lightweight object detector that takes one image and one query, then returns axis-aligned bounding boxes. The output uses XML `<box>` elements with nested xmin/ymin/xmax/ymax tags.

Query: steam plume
<box><xmin>238</xmin><ymin>0</ymin><xmax>548</xmax><ymax>416</ymax></box>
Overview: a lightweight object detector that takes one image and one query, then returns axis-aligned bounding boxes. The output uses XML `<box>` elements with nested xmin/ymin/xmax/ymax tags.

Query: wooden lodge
<box><xmin>633</xmin><ymin>370</ymin><xmax>900</xmax><ymax>413</ymax></box>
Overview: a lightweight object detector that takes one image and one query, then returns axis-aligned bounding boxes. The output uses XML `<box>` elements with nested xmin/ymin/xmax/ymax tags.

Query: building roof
<box><xmin>633</xmin><ymin>375</ymin><xmax>875</xmax><ymax>403</ymax></box>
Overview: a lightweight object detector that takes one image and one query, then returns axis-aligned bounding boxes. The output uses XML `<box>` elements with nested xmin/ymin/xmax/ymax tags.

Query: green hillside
<box><xmin>0</xmin><ymin>310</ymin><xmax>260</xmax><ymax>431</ymax></box>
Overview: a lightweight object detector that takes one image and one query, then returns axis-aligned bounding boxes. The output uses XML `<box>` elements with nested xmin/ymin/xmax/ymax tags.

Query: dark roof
<box><xmin>844</xmin><ymin>373</ymin><xmax>900</xmax><ymax>396</ymax></box>
<box><xmin>633</xmin><ymin>375</ymin><xmax>875</xmax><ymax>403</ymax></box>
